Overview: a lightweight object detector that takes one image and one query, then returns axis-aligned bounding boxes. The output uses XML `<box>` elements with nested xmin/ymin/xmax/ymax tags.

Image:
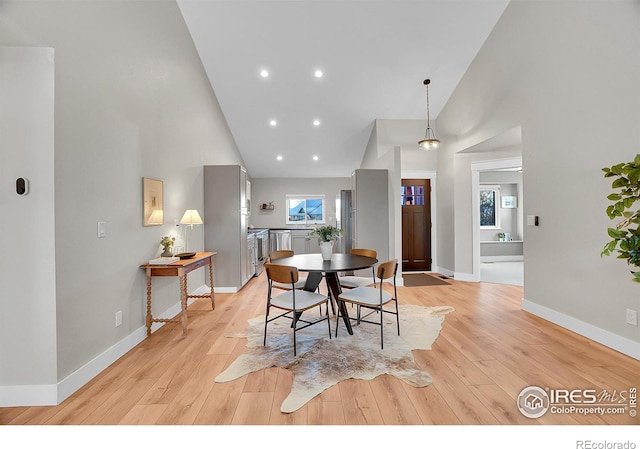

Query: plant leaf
<box><xmin>608</xmin><ymin>228</ymin><xmax>627</xmax><ymax>239</ymax></box>
<box><xmin>612</xmin><ymin>177</ymin><xmax>629</xmax><ymax>189</ymax></box>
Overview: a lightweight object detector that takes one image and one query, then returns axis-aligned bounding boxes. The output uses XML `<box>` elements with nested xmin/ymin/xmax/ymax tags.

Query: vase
<box><xmin>320</xmin><ymin>241</ymin><xmax>334</xmax><ymax>260</ymax></box>
<box><xmin>161</xmin><ymin>247</ymin><xmax>173</xmax><ymax>257</ymax></box>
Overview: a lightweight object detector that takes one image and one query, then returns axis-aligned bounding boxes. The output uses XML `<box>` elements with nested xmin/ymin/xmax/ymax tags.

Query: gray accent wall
<box><xmin>0</xmin><ymin>0</ymin><xmax>244</xmax><ymax>404</ymax></box>
<box><xmin>437</xmin><ymin>1</ymin><xmax>640</xmax><ymax>352</ymax></box>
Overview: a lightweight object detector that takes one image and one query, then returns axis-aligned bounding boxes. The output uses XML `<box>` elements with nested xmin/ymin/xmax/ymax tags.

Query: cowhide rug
<box><xmin>215</xmin><ymin>303</ymin><xmax>454</xmax><ymax>413</ymax></box>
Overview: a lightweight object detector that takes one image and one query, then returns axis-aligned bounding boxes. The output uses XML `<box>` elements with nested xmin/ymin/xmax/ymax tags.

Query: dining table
<box><xmin>269</xmin><ymin>252</ymin><xmax>378</xmax><ymax>335</ymax></box>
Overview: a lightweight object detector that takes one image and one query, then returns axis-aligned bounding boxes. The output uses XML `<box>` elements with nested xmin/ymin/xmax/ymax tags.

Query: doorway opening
<box><xmin>471</xmin><ymin>157</ymin><xmax>524</xmax><ymax>286</ymax></box>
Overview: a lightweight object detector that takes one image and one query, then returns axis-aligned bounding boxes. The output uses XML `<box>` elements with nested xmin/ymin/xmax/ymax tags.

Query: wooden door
<box><xmin>401</xmin><ymin>179</ymin><xmax>431</xmax><ymax>271</ymax></box>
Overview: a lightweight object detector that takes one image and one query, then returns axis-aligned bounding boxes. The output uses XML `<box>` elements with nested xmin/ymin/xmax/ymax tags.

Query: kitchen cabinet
<box><xmin>291</xmin><ymin>229</ymin><xmax>322</xmax><ymax>254</ymax></box>
<box><xmin>351</xmin><ymin>169</ymin><xmax>389</xmax><ymax>264</ymax></box>
<box><xmin>291</xmin><ymin>231</ymin><xmax>308</xmax><ymax>255</ymax></box>
<box><xmin>203</xmin><ymin>165</ymin><xmax>251</xmax><ymax>292</ymax></box>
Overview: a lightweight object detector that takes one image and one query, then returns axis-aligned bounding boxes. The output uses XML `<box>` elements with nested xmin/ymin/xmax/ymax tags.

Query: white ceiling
<box><xmin>177</xmin><ymin>0</ymin><xmax>510</xmax><ymax>178</ymax></box>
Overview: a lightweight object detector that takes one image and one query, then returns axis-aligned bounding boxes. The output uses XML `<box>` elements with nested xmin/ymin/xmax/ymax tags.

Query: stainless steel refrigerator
<box><xmin>336</xmin><ymin>189</ymin><xmax>353</xmax><ymax>254</ymax></box>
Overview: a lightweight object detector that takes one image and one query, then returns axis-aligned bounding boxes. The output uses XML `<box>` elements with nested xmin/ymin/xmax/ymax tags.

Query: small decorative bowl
<box><xmin>175</xmin><ymin>252</ymin><xmax>196</xmax><ymax>259</ymax></box>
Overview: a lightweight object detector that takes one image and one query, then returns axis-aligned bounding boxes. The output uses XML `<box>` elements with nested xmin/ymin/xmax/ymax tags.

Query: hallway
<box><xmin>480</xmin><ymin>261</ymin><xmax>523</xmax><ymax>286</ymax></box>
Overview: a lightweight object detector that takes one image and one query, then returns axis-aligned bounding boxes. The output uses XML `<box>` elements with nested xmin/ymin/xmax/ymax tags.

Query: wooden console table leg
<box><xmin>208</xmin><ymin>258</ymin><xmax>215</xmax><ymax>310</ymax></box>
<box><xmin>145</xmin><ymin>268</ymin><xmax>153</xmax><ymax>337</ymax></box>
<box><xmin>179</xmin><ymin>268</ymin><xmax>188</xmax><ymax>336</ymax></box>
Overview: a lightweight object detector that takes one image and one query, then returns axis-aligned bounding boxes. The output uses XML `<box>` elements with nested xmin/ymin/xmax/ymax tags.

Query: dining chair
<box><xmin>335</xmin><ymin>259</ymin><xmax>399</xmax><ymax>349</ymax></box>
<box><xmin>339</xmin><ymin>248</ymin><xmax>377</xmax><ymax>289</ymax></box>
<box><xmin>268</xmin><ymin>250</ymin><xmax>307</xmax><ymax>290</ymax></box>
<box><xmin>264</xmin><ymin>263</ymin><xmax>331</xmax><ymax>356</ymax></box>
<box><xmin>268</xmin><ymin>250</ymin><xmax>333</xmax><ymax>315</ymax></box>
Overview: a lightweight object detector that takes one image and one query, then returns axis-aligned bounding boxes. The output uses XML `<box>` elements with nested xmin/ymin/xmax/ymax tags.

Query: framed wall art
<box><xmin>143</xmin><ymin>177</ymin><xmax>163</xmax><ymax>226</ymax></box>
<box><xmin>501</xmin><ymin>195</ymin><xmax>517</xmax><ymax>209</ymax></box>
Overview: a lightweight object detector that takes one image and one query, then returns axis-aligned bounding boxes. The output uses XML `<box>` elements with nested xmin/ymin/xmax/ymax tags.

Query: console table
<box><xmin>140</xmin><ymin>251</ymin><xmax>216</xmax><ymax>337</ymax></box>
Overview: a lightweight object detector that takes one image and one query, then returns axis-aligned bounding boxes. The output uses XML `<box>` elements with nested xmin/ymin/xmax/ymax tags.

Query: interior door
<box><xmin>401</xmin><ymin>179</ymin><xmax>431</xmax><ymax>271</ymax></box>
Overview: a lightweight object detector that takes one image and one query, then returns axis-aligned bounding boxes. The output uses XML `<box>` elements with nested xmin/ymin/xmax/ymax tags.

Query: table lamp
<box><xmin>180</xmin><ymin>209</ymin><xmax>203</xmax><ymax>252</ymax></box>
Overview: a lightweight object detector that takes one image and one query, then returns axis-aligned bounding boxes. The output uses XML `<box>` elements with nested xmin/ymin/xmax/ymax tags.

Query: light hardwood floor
<box><xmin>1</xmin><ymin>272</ymin><xmax>638</xmax><ymax>425</ymax></box>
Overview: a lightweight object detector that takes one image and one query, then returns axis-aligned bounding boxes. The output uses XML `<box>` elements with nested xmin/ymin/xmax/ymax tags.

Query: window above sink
<box><xmin>285</xmin><ymin>194</ymin><xmax>326</xmax><ymax>225</ymax></box>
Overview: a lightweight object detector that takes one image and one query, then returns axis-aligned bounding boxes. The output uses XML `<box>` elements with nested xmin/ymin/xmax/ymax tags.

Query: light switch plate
<box><xmin>626</xmin><ymin>309</ymin><xmax>638</xmax><ymax>326</ymax></box>
<box><xmin>97</xmin><ymin>221</ymin><xmax>107</xmax><ymax>238</ymax></box>
<box><xmin>527</xmin><ymin>215</ymin><xmax>539</xmax><ymax>226</ymax></box>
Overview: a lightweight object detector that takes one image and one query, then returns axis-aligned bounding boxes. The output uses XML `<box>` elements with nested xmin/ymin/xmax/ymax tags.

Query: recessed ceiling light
<box><xmin>313</xmin><ymin>119</ymin><xmax>321</xmax><ymax>127</ymax></box>
<box><xmin>313</xmin><ymin>155</ymin><xmax>319</xmax><ymax>161</ymax></box>
<box><xmin>276</xmin><ymin>155</ymin><xmax>283</xmax><ymax>161</ymax></box>
<box><xmin>314</xmin><ymin>70</ymin><xmax>323</xmax><ymax>78</ymax></box>
<box><xmin>260</xmin><ymin>69</ymin><xmax>269</xmax><ymax>78</ymax></box>
<box><xmin>269</xmin><ymin>119</ymin><xmax>277</xmax><ymax>127</ymax></box>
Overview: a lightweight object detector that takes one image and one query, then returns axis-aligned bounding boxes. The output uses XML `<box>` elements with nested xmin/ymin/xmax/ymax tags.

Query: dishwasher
<box><xmin>269</xmin><ymin>230</ymin><xmax>291</xmax><ymax>253</ymax></box>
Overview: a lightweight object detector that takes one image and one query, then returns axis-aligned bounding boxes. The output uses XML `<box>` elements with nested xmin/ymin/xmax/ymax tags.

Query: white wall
<box><xmin>437</xmin><ymin>1</ymin><xmax>640</xmax><ymax>356</ymax></box>
<box><xmin>0</xmin><ymin>0</ymin><xmax>245</xmax><ymax>405</ymax></box>
<box><xmin>250</xmin><ymin>177</ymin><xmax>351</xmax><ymax>229</ymax></box>
<box><xmin>0</xmin><ymin>48</ymin><xmax>57</xmax><ymax>393</ymax></box>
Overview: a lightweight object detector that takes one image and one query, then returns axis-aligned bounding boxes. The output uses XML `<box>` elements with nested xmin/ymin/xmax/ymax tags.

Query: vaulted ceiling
<box><xmin>177</xmin><ymin>0</ymin><xmax>510</xmax><ymax>178</ymax></box>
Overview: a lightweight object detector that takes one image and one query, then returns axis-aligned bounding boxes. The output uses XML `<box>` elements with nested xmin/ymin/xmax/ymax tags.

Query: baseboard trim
<box><xmin>522</xmin><ymin>299</ymin><xmax>640</xmax><ymax>360</ymax></box>
<box><xmin>434</xmin><ymin>266</ymin><xmax>455</xmax><ymax>279</ymax></box>
<box><xmin>0</xmin><ymin>384</ymin><xmax>58</xmax><ymax>407</ymax></box>
<box><xmin>480</xmin><ymin>256</ymin><xmax>524</xmax><ymax>262</ymax></box>
<box><xmin>214</xmin><ymin>286</ymin><xmax>238</xmax><ymax>293</ymax></box>
<box><xmin>453</xmin><ymin>271</ymin><xmax>479</xmax><ymax>282</ymax></box>
<box><xmin>0</xmin><ymin>284</ymin><xmax>208</xmax><ymax>407</ymax></box>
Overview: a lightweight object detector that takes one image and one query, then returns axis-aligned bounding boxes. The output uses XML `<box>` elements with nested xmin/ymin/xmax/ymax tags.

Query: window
<box><xmin>285</xmin><ymin>195</ymin><xmax>326</xmax><ymax>225</ymax></box>
<box><xmin>401</xmin><ymin>184</ymin><xmax>426</xmax><ymax>205</ymax></box>
<box><xmin>480</xmin><ymin>186</ymin><xmax>500</xmax><ymax>228</ymax></box>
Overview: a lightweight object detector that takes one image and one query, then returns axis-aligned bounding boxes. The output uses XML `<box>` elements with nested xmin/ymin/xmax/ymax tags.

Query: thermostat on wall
<box><xmin>16</xmin><ymin>177</ymin><xmax>29</xmax><ymax>195</ymax></box>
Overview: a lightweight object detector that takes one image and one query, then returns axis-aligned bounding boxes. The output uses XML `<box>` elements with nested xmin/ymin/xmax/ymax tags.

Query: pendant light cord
<box><xmin>425</xmin><ymin>79</ymin><xmax>432</xmax><ymax>129</ymax></box>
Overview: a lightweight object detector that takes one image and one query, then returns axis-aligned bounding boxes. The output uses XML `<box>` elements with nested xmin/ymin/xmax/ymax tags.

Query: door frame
<box><xmin>471</xmin><ymin>157</ymin><xmax>523</xmax><ymax>281</ymax></box>
<box><xmin>400</xmin><ymin>170</ymin><xmax>437</xmax><ymax>273</ymax></box>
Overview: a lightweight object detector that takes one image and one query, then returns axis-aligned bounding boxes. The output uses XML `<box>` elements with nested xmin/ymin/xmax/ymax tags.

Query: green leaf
<box><xmin>612</xmin><ymin>163</ymin><xmax>625</xmax><ymax>175</ymax></box>
<box><xmin>607</xmin><ymin>193</ymin><xmax>622</xmax><ymax>201</ymax></box>
<box><xmin>629</xmin><ymin>168</ymin><xmax>640</xmax><ymax>184</ymax></box>
<box><xmin>608</xmin><ymin>228</ymin><xmax>628</xmax><ymax>239</ymax></box>
<box><xmin>612</xmin><ymin>177</ymin><xmax>629</xmax><ymax>188</ymax></box>
<box><xmin>601</xmin><ymin>240</ymin><xmax>619</xmax><ymax>257</ymax></box>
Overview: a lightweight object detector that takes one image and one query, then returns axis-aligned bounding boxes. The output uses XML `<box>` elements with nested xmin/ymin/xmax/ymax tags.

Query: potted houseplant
<box><xmin>160</xmin><ymin>235</ymin><xmax>175</xmax><ymax>257</ymax></box>
<box><xmin>309</xmin><ymin>225</ymin><xmax>343</xmax><ymax>260</ymax></box>
<box><xmin>601</xmin><ymin>154</ymin><xmax>640</xmax><ymax>282</ymax></box>
<box><xmin>497</xmin><ymin>232</ymin><xmax>506</xmax><ymax>242</ymax></box>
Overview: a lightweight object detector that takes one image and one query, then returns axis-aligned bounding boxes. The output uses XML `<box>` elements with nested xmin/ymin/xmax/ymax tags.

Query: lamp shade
<box><xmin>180</xmin><ymin>209</ymin><xmax>203</xmax><ymax>227</ymax></box>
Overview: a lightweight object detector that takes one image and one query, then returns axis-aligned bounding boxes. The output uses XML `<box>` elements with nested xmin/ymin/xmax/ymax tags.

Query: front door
<box><xmin>401</xmin><ymin>179</ymin><xmax>431</xmax><ymax>271</ymax></box>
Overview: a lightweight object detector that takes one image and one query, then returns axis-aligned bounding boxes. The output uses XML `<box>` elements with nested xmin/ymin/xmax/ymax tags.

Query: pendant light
<box><xmin>418</xmin><ymin>79</ymin><xmax>440</xmax><ymax>150</ymax></box>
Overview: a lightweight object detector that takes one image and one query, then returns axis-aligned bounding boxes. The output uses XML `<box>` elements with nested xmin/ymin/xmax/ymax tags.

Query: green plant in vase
<box><xmin>309</xmin><ymin>225</ymin><xmax>343</xmax><ymax>260</ymax></box>
<box><xmin>601</xmin><ymin>154</ymin><xmax>640</xmax><ymax>282</ymax></box>
<box><xmin>309</xmin><ymin>225</ymin><xmax>343</xmax><ymax>243</ymax></box>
